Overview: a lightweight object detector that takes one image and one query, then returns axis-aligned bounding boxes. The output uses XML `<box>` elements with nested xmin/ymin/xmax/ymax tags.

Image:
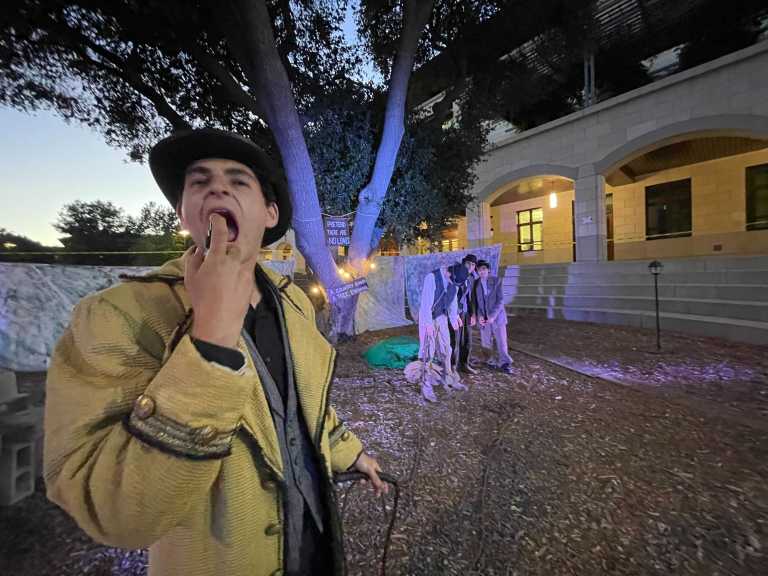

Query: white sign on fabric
<box><xmin>329</xmin><ymin>277</ymin><xmax>368</xmax><ymax>301</ymax></box>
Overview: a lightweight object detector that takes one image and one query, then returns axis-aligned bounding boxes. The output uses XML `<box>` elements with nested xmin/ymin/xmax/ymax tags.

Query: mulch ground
<box><xmin>2</xmin><ymin>319</ymin><xmax>767</xmax><ymax>575</ymax></box>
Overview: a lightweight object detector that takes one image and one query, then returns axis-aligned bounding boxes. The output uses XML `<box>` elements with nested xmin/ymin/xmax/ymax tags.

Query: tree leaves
<box><xmin>53</xmin><ymin>199</ymin><xmax>179</xmax><ymax>252</ymax></box>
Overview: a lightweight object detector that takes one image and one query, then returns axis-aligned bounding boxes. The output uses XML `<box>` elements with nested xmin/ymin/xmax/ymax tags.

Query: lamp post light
<box><xmin>648</xmin><ymin>260</ymin><xmax>663</xmax><ymax>351</ymax></box>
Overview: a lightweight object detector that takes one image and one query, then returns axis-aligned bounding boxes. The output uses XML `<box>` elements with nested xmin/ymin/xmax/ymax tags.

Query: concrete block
<box><xmin>592</xmin><ymin>122</ymin><xmax>613</xmax><ymax>138</ymax></box>
<box><xmin>0</xmin><ymin>440</ymin><xmax>35</xmax><ymax>506</ymax></box>
<box><xmin>577</xmin><ymin>164</ymin><xmax>598</xmax><ymax>179</ymax></box>
<box><xmin>730</xmin><ymin>91</ymin><xmax>755</xmax><ymax>113</ymax></box>
<box><xmin>597</xmin><ymin>130</ymin><xmax>625</xmax><ymax>154</ymax></box>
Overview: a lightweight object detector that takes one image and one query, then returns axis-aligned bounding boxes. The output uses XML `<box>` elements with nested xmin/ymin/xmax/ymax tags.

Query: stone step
<box><xmin>503</xmin><ymin>270</ymin><xmax>768</xmax><ymax>285</ymax></box>
<box><xmin>506</xmin><ymin>305</ymin><xmax>768</xmax><ymax>346</ymax></box>
<box><xmin>507</xmin><ymin>283</ymin><xmax>768</xmax><ymax>301</ymax></box>
<box><xmin>506</xmin><ymin>294</ymin><xmax>768</xmax><ymax>322</ymax></box>
<box><xmin>502</xmin><ymin>254</ymin><xmax>768</xmax><ymax>275</ymax></box>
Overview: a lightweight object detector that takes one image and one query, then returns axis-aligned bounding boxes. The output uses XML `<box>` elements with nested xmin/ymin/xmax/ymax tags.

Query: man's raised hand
<box><xmin>186</xmin><ymin>214</ymin><xmax>253</xmax><ymax>349</ymax></box>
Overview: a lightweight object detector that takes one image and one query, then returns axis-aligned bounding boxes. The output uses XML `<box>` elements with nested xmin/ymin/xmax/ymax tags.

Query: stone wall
<box><xmin>608</xmin><ymin>148</ymin><xmax>768</xmax><ymax>260</ymax></box>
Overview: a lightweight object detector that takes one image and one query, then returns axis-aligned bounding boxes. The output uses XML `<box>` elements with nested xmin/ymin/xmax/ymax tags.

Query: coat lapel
<box><xmin>235</xmin><ymin>339</ymin><xmax>285</xmax><ymax>478</ymax></box>
<box><xmin>268</xmin><ymin>275</ymin><xmax>335</xmax><ymax>448</ymax></box>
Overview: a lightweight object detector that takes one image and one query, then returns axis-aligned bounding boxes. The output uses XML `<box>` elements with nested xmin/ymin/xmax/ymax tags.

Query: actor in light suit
<box><xmin>471</xmin><ymin>260</ymin><xmax>514</xmax><ymax>374</ymax></box>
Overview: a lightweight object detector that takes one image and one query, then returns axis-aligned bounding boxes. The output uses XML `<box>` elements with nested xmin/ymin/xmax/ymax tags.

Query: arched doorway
<box><xmin>484</xmin><ymin>174</ymin><xmax>576</xmax><ymax>265</ymax></box>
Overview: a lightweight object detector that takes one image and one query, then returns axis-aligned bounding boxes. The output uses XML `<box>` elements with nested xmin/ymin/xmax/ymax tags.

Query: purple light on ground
<box><xmin>552</xmin><ymin>356</ymin><xmax>759</xmax><ymax>385</ymax></box>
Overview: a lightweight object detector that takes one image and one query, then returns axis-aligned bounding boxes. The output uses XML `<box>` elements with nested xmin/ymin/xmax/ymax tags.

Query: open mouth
<box><xmin>206</xmin><ymin>207</ymin><xmax>240</xmax><ymax>242</ymax></box>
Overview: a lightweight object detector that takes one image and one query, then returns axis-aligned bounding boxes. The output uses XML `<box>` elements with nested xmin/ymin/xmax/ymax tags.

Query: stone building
<box><xmin>461</xmin><ymin>42</ymin><xmax>768</xmax><ymax>265</ymax></box>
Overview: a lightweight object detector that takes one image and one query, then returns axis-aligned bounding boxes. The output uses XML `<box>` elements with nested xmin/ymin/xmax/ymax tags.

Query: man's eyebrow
<box><xmin>184</xmin><ymin>165</ymin><xmax>257</xmax><ymax>180</ymax></box>
<box><xmin>185</xmin><ymin>166</ymin><xmax>212</xmax><ymax>177</ymax></box>
<box><xmin>224</xmin><ymin>167</ymin><xmax>257</xmax><ymax>180</ymax></box>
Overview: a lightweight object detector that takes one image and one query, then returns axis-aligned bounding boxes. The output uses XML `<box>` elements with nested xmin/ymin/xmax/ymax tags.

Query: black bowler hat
<box><xmin>149</xmin><ymin>128</ymin><xmax>292</xmax><ymax>246</ymax></box>
<box><xmin>462</xmin><ymin>254</ymin><xmax>478</xmax><ymax>265</ymax></box>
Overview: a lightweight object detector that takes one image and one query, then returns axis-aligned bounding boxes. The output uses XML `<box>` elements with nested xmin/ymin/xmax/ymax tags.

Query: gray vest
<box><xmin>431</xmin><ymin>269</ymin><xmax>456</xmax><ymax>319</ymax></box>
<box><xmin>241</xmin><ymin>295</ymin><xmax>325</xmax><ymax>574</ymax></box>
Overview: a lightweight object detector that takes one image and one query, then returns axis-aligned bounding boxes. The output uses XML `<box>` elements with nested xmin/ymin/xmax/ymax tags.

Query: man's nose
<box><xmin>205</xmin><ymin>176</ymin><xmax>232</xmax><ymax>197</ymax></box>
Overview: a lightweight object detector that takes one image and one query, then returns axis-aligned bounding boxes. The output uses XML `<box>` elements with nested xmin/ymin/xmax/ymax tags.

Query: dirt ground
<box><xmin>1</xmin><ymin>319</ymin><xmax>766</xmax><ymax>575</ymax></box>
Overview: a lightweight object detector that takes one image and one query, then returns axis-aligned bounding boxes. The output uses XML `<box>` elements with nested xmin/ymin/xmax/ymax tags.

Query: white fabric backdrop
<box><xmin>0</xmin><ymin>260</ymin><xmax>295</xmax><ymax>372</ymax></box>
<box><xmin>354</xmin><ymin>256</ymin><xmax>411</xmax><ymax>334</ymax></box>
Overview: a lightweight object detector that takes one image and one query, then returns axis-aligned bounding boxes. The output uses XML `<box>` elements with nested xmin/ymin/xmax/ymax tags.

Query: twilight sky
<box><xmin>0</xmin><ymin>108</ymin><xmax>159</xmax><ymax>247</ymax></box>
<box><xmin>0</xmin><ymin>4</ymin><xmax>372</xmax><ymax>248</ymax></box>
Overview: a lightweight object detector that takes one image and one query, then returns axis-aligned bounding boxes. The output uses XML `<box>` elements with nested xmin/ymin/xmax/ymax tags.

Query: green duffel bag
<box><xmin>362</xmin><ymin>336</ymin><xmax>420</xmax><ymax>369</ymax></box>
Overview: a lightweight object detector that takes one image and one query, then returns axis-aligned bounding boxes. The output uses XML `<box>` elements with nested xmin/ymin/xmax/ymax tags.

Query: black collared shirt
<box><xmin>192</xmin><ymin>273</ymin><xmax>287</xmax><ymax>402</ymax></box>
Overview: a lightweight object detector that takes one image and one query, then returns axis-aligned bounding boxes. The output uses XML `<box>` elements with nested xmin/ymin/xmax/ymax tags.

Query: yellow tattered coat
<box><xmin>44</xmin><ymin>256</ymin><xmax>363</xmax><ymax>576</ymax></box>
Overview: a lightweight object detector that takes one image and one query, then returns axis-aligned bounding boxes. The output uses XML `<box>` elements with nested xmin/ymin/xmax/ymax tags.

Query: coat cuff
<box><xmin>192</xmin><ymin>337</ymin><xmax>246</xmax><ymax>372</ymax></box>
<box><xmin>329</xmin><ymin>423</ymin><xmax>365</xmax><ymax>473</ymax></box>
<box><xmin>124</xmin><ymin>334</ymin><xmax>252</xmax><ymax>459</ymax></box>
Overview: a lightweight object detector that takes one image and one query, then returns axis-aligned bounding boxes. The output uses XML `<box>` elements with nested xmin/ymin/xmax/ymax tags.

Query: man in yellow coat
<box><xmin>43</xmin><ymin>128</ymin><xmax>386</xmax><ymax>576</ymax></box>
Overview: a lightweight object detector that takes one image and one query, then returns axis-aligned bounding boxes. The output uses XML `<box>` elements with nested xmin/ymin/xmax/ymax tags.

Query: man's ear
<box><xmin>265</xmin><ymin>202</ymin><xmax>279</xmax><ymax>229</ymax></box>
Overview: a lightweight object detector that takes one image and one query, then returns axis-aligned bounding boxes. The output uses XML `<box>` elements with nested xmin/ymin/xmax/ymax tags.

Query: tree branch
<box><xmin>348</xmin><ymin>0</ymin><xmax>434</xmax><ymax>263</ymax></box>
<box><xmin>61</xmin><ymin>25</ymin><xmax>190</xmax><ymax>130</ymax></box>
<box><xmin>187</xmin><ymin>44</ymin><xmax>266</xmax><ymax>118</ymax></box>
<box><xmin>122</xmin><ymin>68</ymin><xmax>191</xmax><ymax>131</ymax></box>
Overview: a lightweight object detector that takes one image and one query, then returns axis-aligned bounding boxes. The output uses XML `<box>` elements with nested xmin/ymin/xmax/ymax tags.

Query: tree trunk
<box><xmin>220</xmin><ymin>0</ymin><xmax>343</xmax><ymax>307</ymax></box>
<box><xmin>221</xmin><ymin>0</ymin><xmax>432</xmax><ymax>341</ymax></box>
<box><xmin>331</xmin><ymin>293</ymin><xmax>359</xmax><ymax>340</ymax></box>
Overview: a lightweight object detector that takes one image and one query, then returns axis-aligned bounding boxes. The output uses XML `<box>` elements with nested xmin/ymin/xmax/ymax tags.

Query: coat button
<box><xmin>264</xmin><ymin>523</ymin><xmax>281</xmax><ymax>536</ymax></box>
<box><xmin>133</xmin><ymin>395</ymin><xmax>155</xmax><ymax>420</ymax></box>
<box><xmin>194</xmin><ymin>425</ymin><xmax>218</xmax><ymax>444</ymax></box>
<box><xmin>341</xmin><ymin>431</ymin><xmax>351</xmax><ymax>441</ymax></box>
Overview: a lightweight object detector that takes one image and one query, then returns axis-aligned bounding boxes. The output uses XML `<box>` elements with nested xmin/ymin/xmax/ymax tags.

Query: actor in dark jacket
<box><xmin>449</xmin><ymin>254</ymin><xmax>478</xmax><ymax>374</ymax></box>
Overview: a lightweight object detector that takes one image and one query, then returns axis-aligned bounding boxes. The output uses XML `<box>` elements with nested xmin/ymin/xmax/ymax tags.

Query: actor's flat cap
<box><xmin>149</xmin><ymin>128</ymin><xmax>292</xmax><ymax>246</ymax></box>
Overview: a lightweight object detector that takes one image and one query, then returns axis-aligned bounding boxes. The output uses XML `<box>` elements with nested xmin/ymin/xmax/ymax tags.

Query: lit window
<box><xmin>517</xmin><ymin>208</ymin><xmax>543</xmax><ymax>251</ymax></box>
<box><xmin>440</xmin><ymin>239</ymin><xmax>458</xmax><ymax>252</ymax></box>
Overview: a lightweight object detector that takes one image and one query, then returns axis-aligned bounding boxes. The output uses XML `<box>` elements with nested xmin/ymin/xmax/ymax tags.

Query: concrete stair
<box><xmin>503</xmin><ymin>255</ymin><xmax>768</xmax><ymax>345</ymax></box>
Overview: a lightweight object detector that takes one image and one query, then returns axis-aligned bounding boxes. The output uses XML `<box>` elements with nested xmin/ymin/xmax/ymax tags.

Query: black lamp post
<box><xmin>648</xmin><ymin>260</ymin><xmax>663</xmax><ymax>351</ymax></box>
